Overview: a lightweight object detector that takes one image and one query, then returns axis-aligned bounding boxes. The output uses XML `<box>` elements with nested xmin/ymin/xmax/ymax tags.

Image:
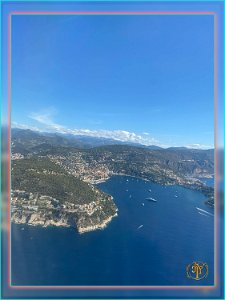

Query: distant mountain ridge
<box><xmin>11</xmin><ymin>128</ymin><xmax>213</xmax><ymax>152</ymax></box>
<box><xmin>12</xmin><ymin>128</ymin><xmax>214</xmax><ymax>180</ymax></box>
<box><xmin>11</xmin><ymin>128</ymin><xmax>164</xmax><ymax>152</ymax></box>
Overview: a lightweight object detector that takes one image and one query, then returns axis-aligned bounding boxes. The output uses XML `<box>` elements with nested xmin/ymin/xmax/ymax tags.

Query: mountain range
<box><xmin>11</xmin><ymin>128</ymin><xmax>212</xmax><ymax>152</ymax></box>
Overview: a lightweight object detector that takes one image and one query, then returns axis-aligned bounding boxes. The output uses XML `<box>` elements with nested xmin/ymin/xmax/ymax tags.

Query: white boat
<box><xmin>145</xmin><ymin>197</ymin><xmax>157</xmax><ymax>202</ymax></box>
<box><xmin>137</xmin><ymin>225</ymin><xmax>143</xmax><ymax>229</ymax></box>
<box><xmin>196</xmin><ymin>207</ymin><xmax>213</xmax><ymax>216</ymax></box>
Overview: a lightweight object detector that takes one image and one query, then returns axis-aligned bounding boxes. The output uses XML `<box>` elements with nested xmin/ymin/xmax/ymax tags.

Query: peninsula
<box><xmin>11</xmin><ymin>129</ymin><xmax>214</xmax><ymax>233</ymax></box>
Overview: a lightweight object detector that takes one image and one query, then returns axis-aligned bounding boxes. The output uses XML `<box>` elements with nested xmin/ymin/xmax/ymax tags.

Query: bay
<box><xmin>11</xmin><ymin>175</ymin><xmax>214</xmax><ymax>286</ymax></box>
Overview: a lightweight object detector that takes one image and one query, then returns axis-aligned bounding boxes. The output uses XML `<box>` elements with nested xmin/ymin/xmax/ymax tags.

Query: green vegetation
<box><xmin>12</xmin><ymin>129</ymin><xmax>215</xmax><ymax>209</ymax></box>
<box><xmin>12</xmin><ymin>157</ymin><xmax>105</xmax><ymax>205</ymax></box>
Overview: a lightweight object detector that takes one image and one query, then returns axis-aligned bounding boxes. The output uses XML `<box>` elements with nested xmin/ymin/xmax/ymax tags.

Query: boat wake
<box><xmin>198</xmin><ymin>212</ymin><xmax>209</xmax><ymax>217</ymax></box>
<box><xmin>196</xmin><ymin>207</ymin><xmax>214</xmax><ymax>217</ymax></box>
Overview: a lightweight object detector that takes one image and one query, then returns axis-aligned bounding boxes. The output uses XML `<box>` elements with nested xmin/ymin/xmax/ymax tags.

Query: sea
<box><xmin>11</xmin><ymin>175</ymin><xmax>214</xmax><ymax>286</ymax></box>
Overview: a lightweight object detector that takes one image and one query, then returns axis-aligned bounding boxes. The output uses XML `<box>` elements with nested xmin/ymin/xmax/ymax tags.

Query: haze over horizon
<box><xmin>12</xmin><ymin>122</ymin><xmax>214</xmax><ymax>150</ymax></box>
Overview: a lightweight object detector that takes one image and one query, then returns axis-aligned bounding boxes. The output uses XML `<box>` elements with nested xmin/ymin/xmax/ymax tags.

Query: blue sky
<box><xmin>11</xmin><ymin>12</ymin><xmax>215</xmax><ymax>148</ymax></box>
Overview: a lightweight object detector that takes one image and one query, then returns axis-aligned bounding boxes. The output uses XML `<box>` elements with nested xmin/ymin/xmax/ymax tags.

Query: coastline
<box><xmin>11</xmin><ymin>175</ymin><xmax>214</xmax><ymax>287</ymax></box>
<box><xmin>11</xmin><ymin>174</ymin><xmax>214</xmax><ymax>234</ymax></box>
<box><xmin>12</xmin><ymin>211</ymin><xmax>118</xmax><ymax>234</ymax></box>
<box><xmin>77</xmin><ymin>212</ymin><xmax>118</xmax><ymax>234</ymax></box>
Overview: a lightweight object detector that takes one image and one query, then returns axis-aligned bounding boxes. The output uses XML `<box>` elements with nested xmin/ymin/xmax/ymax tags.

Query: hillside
<box><xmin>11</xmin><ymin>157</ymin><xmax>118</xmax><ymax>233</ymax></box>
<box><xmin>11</xmin><ymin>128</ymin><xmax>215</xmax><ymax>230</ymax></box>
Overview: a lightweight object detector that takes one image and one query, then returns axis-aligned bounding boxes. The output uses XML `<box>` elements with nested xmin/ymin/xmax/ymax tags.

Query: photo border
<box><xmin>1</xmin><ymin>1</ymin><xmax>224</xmax><ymax>298</ymax></box>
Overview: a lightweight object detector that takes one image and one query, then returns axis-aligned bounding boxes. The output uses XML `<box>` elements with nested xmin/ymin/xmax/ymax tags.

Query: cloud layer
<box><xmin>29</xmin><ymin>112</ymin><xmax>161</xmax><ymax>145</ymax></box>
<box><xmin>186</xmin><ymin>144</ymin><xmax>213</xmax><ymax>150</ymax></box>
<box><xmin>11</xmin><ymin>111</ymin><xmax>213</xmax><ymax>150</ymax></box>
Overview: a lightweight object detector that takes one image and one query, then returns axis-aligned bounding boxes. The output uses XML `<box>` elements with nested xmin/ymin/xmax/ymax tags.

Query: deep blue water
<box><xmin>11</xmin><ymin>176</ymin><xmax>214</xmax><ymax>286</ymax></box>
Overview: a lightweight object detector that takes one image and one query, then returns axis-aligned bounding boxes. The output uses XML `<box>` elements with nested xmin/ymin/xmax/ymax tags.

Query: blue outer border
<box><xmin>0</xmin><ymin>0</ymin><xmax>224</xmax><ymax>300</ymax></box>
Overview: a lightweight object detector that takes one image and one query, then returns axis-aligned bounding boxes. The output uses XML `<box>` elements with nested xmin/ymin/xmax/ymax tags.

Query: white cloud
<box><xmin>186</xmin><ymin>143</ymin><xmax>213</xmax><ymax>150</ymax></box>
<box><xmin>11</xmin><ymin>121</ymin><xmax>42</xmax><ymax>132</ymax></box>
<box><xmin>68</xmin><ymin>128</ymin><xmax>160</xmax><ymax>146</ymax></box>
<box><xmin>14</xmin><ymin>112</ymin><xmax>162</xmax><ymax>147</ymax></box>
<box><xmin>13</xmin><ymin>111</ymin><xmax>213</xmax><ymax>150</ymax></box>
<box><xmin>29</xmin><ymin>112</ymin><xmax>69</xmax><ymax>134</ymax></box>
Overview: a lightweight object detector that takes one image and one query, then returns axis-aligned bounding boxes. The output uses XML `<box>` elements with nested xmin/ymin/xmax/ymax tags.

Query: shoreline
<box><xmin>11</xmin><ymin>211</ymin><xmax>118</xmax><ymax>234</ymax></box>
<box><xmin>77</xmin><ymin>212</ymin><xmax>118</xmax><ymax>234</ymax></box>
<box><xmin>11</xmin><ymin>174</ymin><xmax>213</xmax><ymax>233</ymax></box>
<box><xmin>94</xmin><ymin>173</ymin><xmax>214</xmax><ymax>187</ymax></box>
